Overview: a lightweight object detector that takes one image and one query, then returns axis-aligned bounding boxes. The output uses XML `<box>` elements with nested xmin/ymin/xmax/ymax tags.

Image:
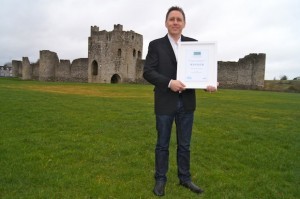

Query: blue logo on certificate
<box><xmin>193</xmin><ymin>51</ymin><xmax>201</xmax><ymax>56</ymax></box>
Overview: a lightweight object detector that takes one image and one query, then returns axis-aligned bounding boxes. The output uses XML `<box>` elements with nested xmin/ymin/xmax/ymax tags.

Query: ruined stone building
<box><xmin>11</xmin><ymin>24</ymin><xmax>266</xmax><ymax>89</ymax></box>
<box><xmin>88</xmin><ymin>24</ymin><xmax>143</xmax><ymax>83</ymax></box>
<box><xmin>12</xmin><ymin>52</ymin><xmax>88</xmax><ymax>82</ymax></box>
<box><xmin>218</xmin><ymin>53</ymin><xmax>266</xmax><ymax>89</ymax></box>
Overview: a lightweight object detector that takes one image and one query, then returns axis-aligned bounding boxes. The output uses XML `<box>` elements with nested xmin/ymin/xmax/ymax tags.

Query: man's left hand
<box><xmin>205</xmin><ymin>85</ymin><xmax>217</xmax><ymax>93</ymax></box>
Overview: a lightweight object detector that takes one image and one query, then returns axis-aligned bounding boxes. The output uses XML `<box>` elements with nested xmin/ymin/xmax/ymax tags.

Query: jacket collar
<box><xmin>164</xmin><ymin>35</ymin><xmax>177</xmax><ymax>64</ymax></box>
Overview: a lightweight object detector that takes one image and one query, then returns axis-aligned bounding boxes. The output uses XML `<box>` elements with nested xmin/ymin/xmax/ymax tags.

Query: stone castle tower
<box><xmin>88</xmin><ymin>24</ymin><xmax>143</xmax><ymax>83</ymax></box>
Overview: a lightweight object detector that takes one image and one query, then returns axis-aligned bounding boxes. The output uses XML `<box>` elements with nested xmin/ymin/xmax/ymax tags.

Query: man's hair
<box><xmin>165</xmin><ymin>6</ymin><xmax>186</xmax><ymax>22</ymax></box>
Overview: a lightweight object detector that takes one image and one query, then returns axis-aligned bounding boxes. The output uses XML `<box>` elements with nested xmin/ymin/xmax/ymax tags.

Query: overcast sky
<box><xmin>1</xmin><ymin>0</ymin><xmax>299</xmax><ymax>80</ymax></box>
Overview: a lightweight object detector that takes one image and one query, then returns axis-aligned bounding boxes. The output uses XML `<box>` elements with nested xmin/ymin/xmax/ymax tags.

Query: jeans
<box><xmin>155</xmin><ymin>96</ymin><xmax>194</xmax><ymax>183</ymax></box>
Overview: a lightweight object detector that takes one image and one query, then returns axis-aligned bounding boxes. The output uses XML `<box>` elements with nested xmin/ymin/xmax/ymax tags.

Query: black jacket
<box><xmin>143</xmin><ymin>35</ymin><xmax>197</xmax><ymax>115</ymax></box>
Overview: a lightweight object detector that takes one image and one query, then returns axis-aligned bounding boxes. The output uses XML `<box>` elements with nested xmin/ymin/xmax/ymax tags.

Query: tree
<box><xmin>4</xmin><ymin>62</ymin><xmax>12</xmax><ymax>67</ymax></box>
<box><xmin>280</xmin><ymin>75</ymin><xmax>288</xmax><ymax>80</ymax></box>
<box><xmin>293</xmin><ymin>77</ymin><xmax>300</xmax><ymax>80</ymax></box>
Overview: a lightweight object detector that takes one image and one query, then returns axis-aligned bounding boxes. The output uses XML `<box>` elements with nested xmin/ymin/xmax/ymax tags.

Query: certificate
<box><xmin>177</xmin><ymin>41</ymin><xmax>217</xmax><ymax>89</ymax></box>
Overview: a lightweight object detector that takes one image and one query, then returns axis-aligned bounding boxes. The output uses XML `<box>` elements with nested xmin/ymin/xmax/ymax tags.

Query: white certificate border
<box><xmin>177</xmin><ymin>41</ymin><xmax>217</xmax><ymax>89</ymax></box>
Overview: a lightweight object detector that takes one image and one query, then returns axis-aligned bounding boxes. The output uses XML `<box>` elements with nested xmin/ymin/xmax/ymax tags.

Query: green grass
<box><xmin>0</xmin><ymin>78</ymin><xmax>299</xmax><ymax>199</ymax></box>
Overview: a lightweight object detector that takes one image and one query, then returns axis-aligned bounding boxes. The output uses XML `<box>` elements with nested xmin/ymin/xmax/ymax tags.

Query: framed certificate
<box><xmin>177</xmin><ymin>41</ymin><xmax>217</xmax><ymax>89</ymax></box>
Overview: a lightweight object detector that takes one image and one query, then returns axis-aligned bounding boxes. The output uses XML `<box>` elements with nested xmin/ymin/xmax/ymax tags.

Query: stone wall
<box><xmin>71</xmin><ymin>58</ymin><xmax>88</xmax><ymax>82</ymax></box>
<box><xmin>12</xmin><ymin>51</ymin><xmax>88</xmax><ymax>83</ymax></box>
<box><xmin>12</xmin><ymin>60</ymin><xmax>22</xmax><ymax>77</ymax></box>
<box><xmin>22</xmin><ymin>57</ymin><xmax>32</xmax><ymax>80</ymax></box>
<box><xmin>39</xmin><ymin>50</ymin><xmax>59</xmax><ymax>81</ymax></box>
<box><xmin>218</xmin><ymin>53</ymin><xmax>266</xmax><ymax>89</ymax></box>
<box><xmin>56</xmin><ymin>59</ymin><xmax>71</xmax><ymax>81</ymax></box>
<box><xmin>31</xmin><ymin>62</ymin><xmax>39</xmax><ymax>80</ymax></box>
<box><xmin>136</xmin><ymin>59</ymin><xmax>147</xmax><ymax>84</ymax></box>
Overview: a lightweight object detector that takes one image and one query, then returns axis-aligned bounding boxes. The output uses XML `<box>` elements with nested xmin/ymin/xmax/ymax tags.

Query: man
<box><xmin>143</xmin><ymin>6</ymin><xmax>217</xmax><ymax>196</ymax></box>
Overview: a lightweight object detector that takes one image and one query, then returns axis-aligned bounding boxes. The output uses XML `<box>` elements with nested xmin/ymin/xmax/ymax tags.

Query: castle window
<box><xmin>138</xmin><ymin>51</ymin><xmax>142</xmax><ymax>59</ymax></box>
<box><xmin>132</xmin><ymin>35</ymin><xmax>134</xmax><ymax>40</ymax></box>
<box><xmin>92</xmin><ymin>60</ymin><xmax>98</xmax><ymax>76</ymax></box>
<box><xmin>133</xmin><ymin>49</ymin><xmax>136</xmax><ymax>57</ymax></box>
<box><xmin>118</xmin><ymin>49</ymin><xmax>122</xmax><ymax>57</ymax></box>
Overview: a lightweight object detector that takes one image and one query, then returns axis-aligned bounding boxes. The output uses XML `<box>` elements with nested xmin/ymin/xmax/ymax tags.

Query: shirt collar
<box><xmin>167</xmin><ymin>34</ymin><xmax>181</xmax><ymax>45</ymax></box>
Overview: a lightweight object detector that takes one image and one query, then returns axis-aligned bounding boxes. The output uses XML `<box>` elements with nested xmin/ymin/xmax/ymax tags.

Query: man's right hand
<box><xmin>169</xmin><ymin>80</ymin><xmax>186</xmax><ymax>92</ymax></box>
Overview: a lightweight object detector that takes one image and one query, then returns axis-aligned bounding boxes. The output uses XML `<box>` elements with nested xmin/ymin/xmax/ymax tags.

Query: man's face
<box><xmin>165</xmin><ymin>10</ymin><xmax>186</xmax><ymax>38</ymax></box>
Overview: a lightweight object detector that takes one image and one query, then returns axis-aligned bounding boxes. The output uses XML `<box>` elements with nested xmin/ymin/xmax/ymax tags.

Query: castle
<box><xmin>9</xmin><ymin>24</ymin><xmax>265</xmax><ymax>89</ymax></box>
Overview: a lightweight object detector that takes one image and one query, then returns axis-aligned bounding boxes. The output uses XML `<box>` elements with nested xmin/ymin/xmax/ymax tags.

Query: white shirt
<box><xmin>167</xmin><ymin>34</ymin><xmax>181</xmax><ymax>88</ymax></box>
<box><xmin>167</xmin><ymin>34</ymin><xmax>181</xmax><ymax>61</ymax></box>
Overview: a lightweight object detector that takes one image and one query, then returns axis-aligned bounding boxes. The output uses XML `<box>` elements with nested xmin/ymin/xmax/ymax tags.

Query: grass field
<box><xmin>0</xmin><ymin>78</ymin><xmax>299</xmax><ymax>199</ymax></box>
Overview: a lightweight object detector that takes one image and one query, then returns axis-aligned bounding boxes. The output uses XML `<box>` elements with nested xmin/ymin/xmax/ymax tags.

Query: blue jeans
<box><xmin>155</xmin><ymin>96</ymin><xmax>194</xmax><ymax>183</ymax></box>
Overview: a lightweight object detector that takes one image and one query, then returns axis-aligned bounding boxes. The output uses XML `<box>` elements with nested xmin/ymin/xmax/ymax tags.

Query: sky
<box><xmin>1</xmin><ymin>0</ymin><xmax>299</xmax><ymax>80</ymax></box>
